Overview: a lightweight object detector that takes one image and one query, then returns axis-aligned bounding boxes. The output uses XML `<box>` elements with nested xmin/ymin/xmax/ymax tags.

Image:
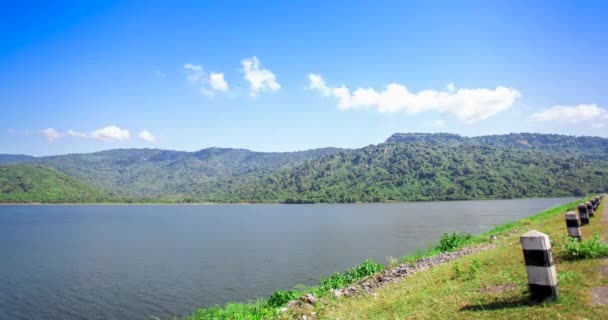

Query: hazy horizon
<box><xmin>3</xmin><ymin>131</ymin><xmax>608</xmax><ymax>157</ymax></box>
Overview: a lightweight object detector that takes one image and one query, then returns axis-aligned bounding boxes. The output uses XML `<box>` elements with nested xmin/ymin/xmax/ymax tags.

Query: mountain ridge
<box><xmin>1</xmin><ymin>132</ymin><xmax>608</xmax><ymax>203</ymax></box>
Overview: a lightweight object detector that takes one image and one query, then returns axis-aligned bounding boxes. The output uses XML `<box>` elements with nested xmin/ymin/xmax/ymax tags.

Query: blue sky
<box><xmin>1</xmin><ymin>0</ymin><xmax>607</xmax><ymax>156</ymax></box>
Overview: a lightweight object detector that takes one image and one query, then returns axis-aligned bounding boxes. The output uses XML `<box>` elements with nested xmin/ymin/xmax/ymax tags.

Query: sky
<box><xmin>1</xmin><ymin>0</ymin><xmax>607</xmax><ymax>156</ymax></box>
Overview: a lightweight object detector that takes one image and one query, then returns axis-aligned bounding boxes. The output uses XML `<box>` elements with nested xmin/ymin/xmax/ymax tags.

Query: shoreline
<box><xmin>183</xmin><ymin>197</ymin><xmax>590</xmax><ymax>319</ymax></box>
<box><xmin>0</xmin><ymin>195</ymin><xmax>581</xmax><ymax>206</ymax></box>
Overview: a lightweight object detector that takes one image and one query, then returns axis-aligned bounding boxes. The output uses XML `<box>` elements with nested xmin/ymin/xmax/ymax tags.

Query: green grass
<box><xmin>311</xmin><ymin>196</ymin><xmax>608</xmax><ymax>319</ymax></box>
<box><xmin>186</xmin><ymin>197</ymin><xmax>605</xmax><ymax>320</ymax></box>
<box><xmin>317</xmin><ymin>259</ymin><xmax>385</xmax><ymax>293</ymax></box>
<box><xmin>562</xmin><ymin>232</ymin><xmax>608</xmax><ymax>259</ymax></box>
<box><xmin>185</xmin><ymin>259</ymin><xmax>385</xmax><ymax>320</ymax></box>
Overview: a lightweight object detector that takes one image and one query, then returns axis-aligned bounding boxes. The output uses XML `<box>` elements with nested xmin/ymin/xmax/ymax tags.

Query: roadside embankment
<box><xmin>296</xmin><ymin>197</ymin><xmax>608</xmax><ymax>320</ymax></box>
<box><xmin>187</xmin><ymin>197</ymin><xmax>608</xmax><ymax>320</ymax></box>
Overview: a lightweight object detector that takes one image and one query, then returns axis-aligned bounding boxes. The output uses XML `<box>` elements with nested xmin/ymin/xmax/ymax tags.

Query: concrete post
<box><xmin>586</xmin><ymin>201</ymin><xmax>594</xmax><ymax>218</ymax></box>
<box><xmin>565</xmin><ymin>211</ymin><xmax>582</xmax><ymax>240</ymax></box>
<box><xmin>520</xmin><ymin>230</ymin><xmax>558</xmax><ymax>301</ymax></box>
<box><xmin>594</xmin><ymin>197</ymin><xmax>601</xmax><ymax>209</ymax></box>
<box><xmin>578</xmin><ymin>204</ymin><xmax>590</xmax><ymax>225</ymax></box>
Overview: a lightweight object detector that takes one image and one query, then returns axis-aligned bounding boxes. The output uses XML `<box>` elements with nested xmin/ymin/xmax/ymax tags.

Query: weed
<box><xmin>387</xmin><ymin>256</ymin><xmax>399</xmax><ymax>268</ymax></box>
<box><xmin>562</xmin><ymin>232</ymin><xmax>608</xmax><ymax>259</ymax></box>
<box><xmin>319</xmin><ymin>259</ymin><xmax>384</xmax><ymax>292</ymax></box>
<box><xmin>267</xmin><ymin>290</ymin><xmax>298</xmax><ymax>308</ymax></box>
<box><xmin>452</xmin><ymin>261</ymin><xmax>463</xmax><ymax>279</ymax></box>
<box><xmin>469</xmin><ymin>258</ymin><xmax>481</xmax><ymax>279</ymax></box>
<box><xmin>434</xmin><ymin>232</ymin><xmax>472</xmax><ymax>252</ymax></box>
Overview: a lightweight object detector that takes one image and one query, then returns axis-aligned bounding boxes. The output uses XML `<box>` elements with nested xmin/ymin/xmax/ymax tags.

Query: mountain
<box><xmin>228</xmin><ymin>143</ymin><xmax>608</xmax><ymax>203</ymax></box>
<box><xmin>0</xmin><ymin>154</ymin><xmax>35</xmax><ymax>164</ymax></box>
<box><xmin>387</xmin><ymin>133</ymin><xmax>608</xmax><ymax>160</ymax></box>
<box><xmin>0</xmin><ymin>165</ymin><xmax>111</xmax><ymax>203</ymax></box>
<box><xmin>3</xmin><ymin>147</ymin><xmax>344</xmax><ymax>199</ymax></box>
<box><xmin>1</xmin><ymin>133</ymin><xmax>608</xmax><ymax>203</ymax></box>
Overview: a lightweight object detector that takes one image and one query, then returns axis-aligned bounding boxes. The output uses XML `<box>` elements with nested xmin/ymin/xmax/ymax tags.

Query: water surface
<box><xmin>0</xmin><ymin>198</ymin><xmax>576</xmax><ymax>319</ymax></box>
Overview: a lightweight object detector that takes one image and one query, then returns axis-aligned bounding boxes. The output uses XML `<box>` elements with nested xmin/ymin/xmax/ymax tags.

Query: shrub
<box><xmin>434</xmin><ymin>232</ymin><xmax>472</xmax><ymax>252</ymax></box>
<box><xmin>191</xmin><ymin>301</ymin><xmax>276</xmax><ymax>320</ymax></box>
<box><xmin>267</xmin><ymin>289</ymin><xmax>298</xmax><ymax>308</ymax></box>
<box><xmin>563</xmin><ymin>232</ymin><xmax>608</xmax><ymax>259</ymax></box>
<box><xmin>319</xmin><ymin>259</ymin><xmax>384</xmax><ymax>292</ymax></box>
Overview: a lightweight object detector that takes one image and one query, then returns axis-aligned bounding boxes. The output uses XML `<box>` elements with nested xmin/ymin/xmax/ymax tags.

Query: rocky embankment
<box><xmin>285</xmin><ymin>243</ymin><xmax>496</xmax><ymax>318</ymax></box>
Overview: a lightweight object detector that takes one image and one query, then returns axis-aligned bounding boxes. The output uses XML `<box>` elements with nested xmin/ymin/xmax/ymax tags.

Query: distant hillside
<box><xmin>0</xmin><ymin>165</ymin><xmax>111</xmax><ymax>203</ymax></box>
<box><xmin>0</xmin><ymin>154</ymin><xmax>35</xmax><ymax>164</ymax></box>
<box><xmin>230</xmin><ymin>143</ymin><xmax>608</xmax><ymax>203</ymax></box>
<box><xmin>9</xmin><ymin>147</ymin><xmax>344</xmax><ymax>198</ymax></box>
<box><xmin>387</xmin><ymin>133</ymin><xmax>608</xmax><ymax>160</ymax></box>
<box><xmin>2</xmin><ymin>133</ymin><xmax>608</xmax><ymax>203</ymax></box>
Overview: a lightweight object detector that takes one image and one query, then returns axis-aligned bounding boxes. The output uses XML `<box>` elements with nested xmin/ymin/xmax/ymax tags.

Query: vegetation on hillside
<box><xmin>387</xmin><ymin>132</ymin><xmax>608</xmax><ymax>160</ymax></box>
<box><xmin>233</xmin><ymin>143</ymin><xmax>608</xmax><ymax>203</ymax></box>
<box><xmin>0</xmin><ymin>165</ymin><xmax>111</xmax><ymax>203</ymax></box>
<box><xmin>7</xmin><ymin>147</ymin><xmax>343</xmax><ymax>199</ymax></box>
<box><xmin>1</xmin><ymin>133</ymin><xmax>608</xmax><ymax>203</ymax></box>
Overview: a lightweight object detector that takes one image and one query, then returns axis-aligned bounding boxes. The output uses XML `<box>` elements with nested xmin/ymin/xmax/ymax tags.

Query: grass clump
<box><xmin>266</xmin><ymin>290</ymin><xmax>298</xmax><ymax>308</ymax></box>
<box><xmin>187</xmin><ymin>259</ymin><xmax>385</xmax><ymax>319</ymax></box>
<box><xmin>318</xmin><ymin>259</ymin><xmax>384</xmax><ymax>292</ymax></box>
<box><xmin>435</xmin><ymin>232</ymin><xmax>472</xmax><ymax>252</ymax></box>
<box><xmin>190</xmin><ymin>301</ymin><xmax>276</xmax><ymax>320</ymax></box>
<box><xmin>562</xmin><ymin>232</ymin><xmax>608</xmax><ymax>259</ymax></box>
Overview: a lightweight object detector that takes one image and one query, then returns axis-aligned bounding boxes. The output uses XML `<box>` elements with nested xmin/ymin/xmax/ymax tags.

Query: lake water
<box><xmin>0</xmin><ymin>197</ymin><xmax>576</xmax><ymax>319</ymax></box>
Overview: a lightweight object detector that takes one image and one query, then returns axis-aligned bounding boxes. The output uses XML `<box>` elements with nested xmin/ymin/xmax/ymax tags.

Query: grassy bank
<box><xmin>311</xmin><ymin>197</ymin><xmax>608</xmax><ymax>319</ymax></box>
<box><xmin>184</xmin><ymin>197</ymin><xmax>606</xmax><ymax>319</ymax></box>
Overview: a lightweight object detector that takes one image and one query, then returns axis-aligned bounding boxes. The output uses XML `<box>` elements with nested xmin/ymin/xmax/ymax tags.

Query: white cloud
<box><xmin>66</xmin><ymin>126</ymin><xmax>130</xmax><ymax>141</ymax></box>
<box><xmin>138</xmin><ymin>130</ymin><xmax>157</xmax><ymax>142</ymax></box>
<box><xmin>530</xmin><ymin>104</ymin><xmax>608</xmax><ymax>123</ymax></box>
<box><xmin>308</xmin><ymin>74</ymin><xmax>521</xmax><ymax>123</ymax></box>
<box><xmin>209</xmin><ymin>72</ymin><xmax>229</xmax><ymax>92</ymax></box>
<box><xmin>67</xmin><ymin>130</ymin><xmax>88</xmax><ymax>138</ymax></box>
<box><xmin>42</xmin><ymin>128</ymin><xmax>63</xmax><ymax>142</ymax></box>
<box><xmin>241</xmin><ymin>56</ymin><xmax>280</xmax><ymax>96</ymax></box>
<box><xmin>184</xmin><ymin>63</ymin><xmax>204</xmax><ymax>81</ymax></box>
<box><xmin>155</xmin><ymin>70</ymin><xmax>166</xmax><ymax>78</ymax></box>
<box><xmin>184</xmin><ymin>64</ymin><xmax>229</xmax><ymax>96</ymax></box>
<box><xmin>90</xmin><ymin>126</ymin><xmax>130</xmax><ymax>141</ymax></box>
<box><xmin>308</xmin><ymin>73</ymin><xmax>330</xmax><ymax>96</ymax></box>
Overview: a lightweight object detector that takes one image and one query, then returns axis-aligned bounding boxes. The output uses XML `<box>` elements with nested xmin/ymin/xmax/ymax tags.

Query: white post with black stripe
<box><xmin>520</xmin><ymin>230</ymin><xmax>558</xmax><ymax>302</ymax></box>
<box><xmin>578</xmin><ymin>203</ymin><xmax>590</xmax><ymax>225</ymax></box>
<box><xmin>586</xmin><ymin>201</ymin><xmax>594</xmax><ymax>218</ymax></box>
<box><xmin>565</xmin><ymin>211</ymin><xmax>582</xmax><ymax>241</ymax></box>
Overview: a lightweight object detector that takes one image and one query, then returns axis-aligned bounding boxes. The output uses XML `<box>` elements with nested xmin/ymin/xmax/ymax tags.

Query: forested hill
<box><xmin>0</xmin><ymin>165</ymin><xmax>111</xmax><ymax>203</ymax></box>
<box><xmin>1</xmin><ymin>147</ymin><xmax>345</xmax><ymax>198</ymax></box>
<box><xmin>0</xmin><ymin>154</ymin><xmax>35</xmax><ymax>164</ymax></box>
<box><xmin>228</xmin><ymin>143</ymin><xmax>608</xmax><ymax>203</ymax></box>
<box><xmin>1</xmin><ymin>133</ymin><xmax>608</xmax><ymax>203</ymax></box>
<box><xmin>387</xmin><ymin>133</ymin><xmax>608</xmax><ymax>159</ymax></box>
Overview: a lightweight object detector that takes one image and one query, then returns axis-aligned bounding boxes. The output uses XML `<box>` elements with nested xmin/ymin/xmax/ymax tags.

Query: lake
<box><xmin>0</xmin><ymin>197</ymin><xmax>576</xmax><ymax>319</ymax></box>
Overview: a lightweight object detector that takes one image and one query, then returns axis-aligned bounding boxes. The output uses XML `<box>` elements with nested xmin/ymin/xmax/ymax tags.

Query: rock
<box><xmin>286</xmin><ymin>300</ymin><xmax>299</xmax><ymax>309</ymax></box>
<box><xmin>300</xmin><ymin>303</ymin><xmax>314</xmax><ymax>310</ymax></box>
<box><xmin>333</xmin><ymin>289</ymin><xmax>343</xmax><ymax>298</ymax></box>
<box><xmin>301</xmin><ymin>293</ymin><xmax>318</xmax><ymax>305</ymax></box>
